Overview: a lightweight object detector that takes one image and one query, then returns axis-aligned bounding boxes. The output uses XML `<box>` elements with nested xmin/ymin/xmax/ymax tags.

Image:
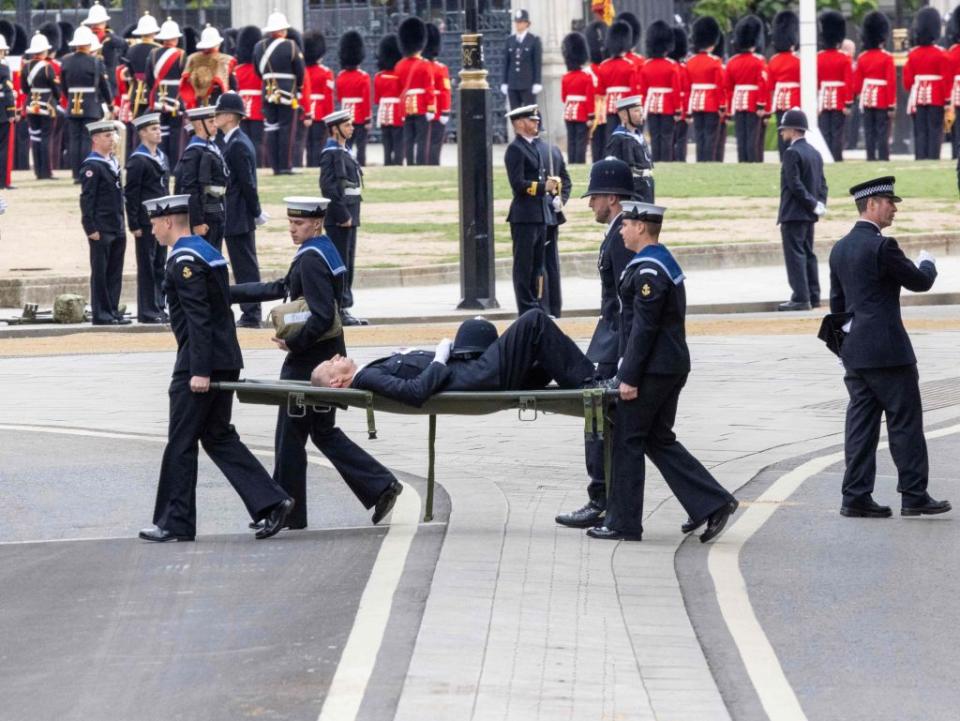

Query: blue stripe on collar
<box><xmin>295</xmin><ymin>235</ymin><xmax>347</xmax><ymax>275</ymax></box>
<box><xmin>625</xmin><ymin>244</ymin><xmax>685</xmax><ymax>285</ymax></box>
<box><xmin>169</xmin><ymin>235</ymin><xmax>228</xmax><ymax>267</ymax></box>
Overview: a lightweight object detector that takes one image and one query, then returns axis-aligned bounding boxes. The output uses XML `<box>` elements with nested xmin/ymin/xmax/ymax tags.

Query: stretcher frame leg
<box><xmin>425</xmin><ymin>414</ymin><xmax>437</xmax><ymax>522</ymax></box>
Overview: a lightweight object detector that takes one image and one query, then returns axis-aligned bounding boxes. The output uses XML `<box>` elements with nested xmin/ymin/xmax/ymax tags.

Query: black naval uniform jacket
<box><xmin>777</xmin><ymin>137</ymin><xmax>827</xmax><ymax>223</ymax></box>
<box><xmin>617</xmin><ymin>246</ymin><xmax>691</xmax><ymax>385</ymax></box>
<box><xmin>60</xmin><ymin>51</ymin><xmax>112</xmax><ymax>119</ymax></box>
<box><xmin>79</xmin><ymin>152</ymin><xmax>124</xmax><ymax>237</ymax></box>
<box><xmin>503</xmin><ymin>32</ymin><xmax>542</xmax><ymax>90</ymax></box>
<box><xmin>252</xmin><ymin>36</ymin><xmax>306</xmax><ymax>102</ymax></box>
<box><xmin>587</xmin><ymin>213</ymin><xmax>633</xmax><ymax>369</ymax></box>
<box><xmin>121</xmin><ymin>40</ymin><xmax>161</xmax><ymax>116</ymax></box>
<box><xmin>223</xmin><ymin>126</ymin><xmax>261</xmax><ymax>236</ymax></box>
<box><xmin>319</xmin><ymin>139</ymin><xmax>362</xmax><ymax>228</ymax></box>
<box><xmin>605</xmin><ymin>125</ymin><xmax>655</xmax><ymax>202</ymax></box>
<box><xmin>21</xmin><ymin>58</ymin><xmax>61</xmax><ymax>111</ymax></box>
<box><xmin>174</xmin><ymin>135</ymin><xmax>227</xmax><ymax>229</ymax></box>
<box><xmin>0</xmin><ymin>63</ymin><xmax>15</xmax><ymax>122</ymax></box>
<box><xmin>123</xmin><ymin>144</ymin><xmax>169</xmax><ymax>233</ymax></box>
<box><xmin>505</xmin><ymin>135</ymin><xmax>550</xmax><ymax>224</ymax></box>
<box><xmin>165</xmin><ymin>236</ymin><xmax>243</xmax><ymax>377</ymax></box>
<box><xmin>829</xmin><ymin>220</ymin><xmax>936</xmax><ymax>370</ymax></box>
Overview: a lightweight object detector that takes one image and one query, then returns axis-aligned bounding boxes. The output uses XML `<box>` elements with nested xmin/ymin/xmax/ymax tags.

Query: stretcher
<box><xmin>212</xmin><ymin>380</ymin><xmax>619</xmax><ymax>522</ymax></box>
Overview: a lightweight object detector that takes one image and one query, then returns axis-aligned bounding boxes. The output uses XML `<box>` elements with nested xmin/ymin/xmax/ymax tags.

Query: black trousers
<box><xmin>28</xmin><ymin>114</ymin><xmax>53</xmax><ymax>179</ymax></box>
<box><xmin>590</xmin><ymin>123</ymin><xmax>607</xmax><ymax>164</ymax></box>
<box><xmin>845</xmin><ymin>104</ymin><xmax>861</xmax><ymax>149</ymax></box>
<box><xmin>305</xmin><ymin>121</ymin><xmax>327</xmax><ymax>167</ymax></box>
<box><xmin>292</xmin><ymin>111</ymin><xmax>306</xmax><ymax>167</ymax></box>
<box><xmin>349</xmin><ymin>122</ymin><xmax>368</xmax><ymax>167</ymax></box>
<box><xmin>508</xmin><ymin>88</ymin><xmax>535</xmax><ymax>110</ymax></box>
<box><xmin>779</xmin><ymin>221</ymin><xmax>819</xmax><ymax>304</ymax></box>
<box><xmin>15</xmin><ymin>119</ymin><xmax>29</xmax><ymax>170</ymax></box>
<box><xmin>692</xmin><ymin>112</ymin><xmax>721</xmax><ymax>162</ymax></box>
<box><xmin>510</xmin><ymin>221</ymin><xmax>545</xmax><ymax>316</ymax></box>
<box><xmin>403</xmin><ymin>114</ymin><xmax>429</xmax><ymax>165</ymax></box>
<box><xmin>734</xmin><ymin>111</ymin><xmax>762</xmax><ymax>163</ymax></box>
<box><xmin>263</xmin><ymin>102</ymin><xmax>294</xmax><ymax>173</ymax></box>
<box><xmin>819</xmin><ymin>110</ymin><xmax>846</xmax><ymax>161</ymax></box>
<box><xmin>540</xmin><ymin>223</ymin><xmax>561</xmax><ymax>317</ymax></box>
<box><xmin>381</xmin><ymin>125</ymin><xmax>403</xmax><ymax>166</ymax></box>
<box><xmin>326</xmin><ymin>223</ymin><xmax>357</xmax><ymax>308</ymax></box>
<box><xmin>88</xmin><ymin>232</ymin><xmax>126</xmax><ymax>324</ymax></box>
<box><xmin>605</xmin><ymin>373</ymin><xmax>735</xmax><ymax>536</ymax></box>
<box><xmin>913</xmin><ymin>105</ymin><xmax>944</xmax><ymax>160</ymax></box>
<box><xmin>274</xmin><ymin>341</ymin><xmax>396</xmax><ymax>527</ymax></box>
<box><xmin>0</xmin><ymin>120</ymin><xmax>11</xmax><ymax>188</ymax></box>
<box><xmin>160</xmin><ymin>113</ymin><xmax>183</xmax><ymax>165</ymax></box>
<box><xmin>863</xmin><ymin>108</ymin><xmax>890</xmax><ymax>161</ymax></box>
<box><xmin>427</xmin><ymin>119</ymin><xmax>446</xmax><ymax>165</ymax></box>
<box><xmin>842</xmin><ymin>364</ymin><xmax>929</xmax><ymax>507</ymax></box>
<box><xmin>242</xmin><ymin>119</ymin><xmax>266</xmax><ymax>167</ymax></box>
<box><xmin>565</xmin><ymin>121</ymin><xmax>588</xmax><ymax>164</ymax></box>
<box><xmin>203</xmin><ymin>215</ymin><xmax>225</xmax><ymax>253</ymax></box>
<box><xmin>66</xmin><ymin>117</ymin><xmax>92</xmax><ymax>181</ymax></box>
<box><xmin>134</xmin><ymin>227</ymin><xmax>165</xmax><ymax>322</ymax></box>
<box><xmin>225</xmin><ymin>231</ymin><xmax>262</xmax><ymax>323</ymax></box>
<box><xmin>153</xmin><ymin>369</ymin><xmax>289</xmax><ymax>537</ymax></box>
<box><xmin>673</xmin><ymin>118</ymin><xmax>688</xmax><ymax>162</ymax></box>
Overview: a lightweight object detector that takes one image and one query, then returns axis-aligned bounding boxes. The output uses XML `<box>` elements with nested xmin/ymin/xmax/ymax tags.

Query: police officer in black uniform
<box><xmin>587</xmin><ymin>201</ymin><xmax>738</xmax><ymax>543</ymax></box>
<box><xmin>80</xmin><ymin>120</ymin><xmax>129</xmax><ymax>326</ymax></box>
<box><xmin>500</xmin><ymin>9</ymin><xmax>542</xmax><ymax>109</ymax></box>
<box><xmin>174</xmin><ymin>105</ymin><xmax>227</xmax><ymax>252</ymax></box>
<box><xmin>504</xmin><ymin>104</ymin><xmax>558</xmax><ymax>315</ymax></box>
<box><xmin>21</xmin><ymin>31</ymin><xmax>61</xmax><ymax>180</ymax></box>
<box><xmin>556</xmin><ymin>159</ymin><xmax>634</xmax><ymax>530</ymax></box>
<box><xmin>61</xmin><ymin>26</ymin><xmax>112</xmax><ymax>182</ymax></box>
<box><xmin>124</xmin><ymin>112</ymin><xmax>169</xmax><ymax>324</ymax></box>
<box><xmin>605</xmin><ymin>95</ymin><xmax>655</xmax><ymax>202</ymax></box>
<box><xmin>231</xmin><ymin>196</ymin><xmax>403</xmax><ymax>529</ymax></box>
<box><xmin>138</xmin><ymin>194</ymin><xmax>294</xmax><ymax>542</ymax></box>
<box><xmin>319</xmin><ymin>109</ymin><xmax>367</xmax><ymax>326</ymax></box>
<box><xmin>829</xmin><ymin>177</ymin><xmax>951</xmax><ymax>519</ymax></box>
<box><xmin>536</xmin><ymin>136</ymin><xmax>571</xmax><ymax>318</ymax></box>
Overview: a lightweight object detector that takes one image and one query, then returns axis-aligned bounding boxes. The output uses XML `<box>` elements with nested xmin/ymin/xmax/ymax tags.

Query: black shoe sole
<box><xmin>840</xmin><ymin>506</ymin><xmax>892</xmax><ymax>518</ymax></box>
<box><xmin>138</xmin><ymin>532</ymin><xmax>195</xmax><ymax>542</ymax></box>
<box><xmin>372</xmin><ymin>485</ymin><xmax>403</xmax><ymax>525</ymax></box>
<box><xmin>555</xmin><ymin>515</ymin><xmax>604</xmax><ymax>529</ymax></box>
<box><xmin>701</xmin><ymin>500</ymin><xmax>739</xmax><ymax>543</ymax></box>
<box><xmin>586</xmin><ymin>529</ymin><xmax>642</xmax><ymax>541</ymax></box>
<box><xmin>901</xmin><ymin>504</ymin><xmax>952</xmax><ymax>517</ymax></box>
<box><xmin>256</xmin><ymin>499</ymin><xmax>295</xmax><ymax>539</ymax></box>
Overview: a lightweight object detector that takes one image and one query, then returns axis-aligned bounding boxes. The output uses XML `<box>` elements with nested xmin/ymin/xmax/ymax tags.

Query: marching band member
<box><xmin>59</xmin><ymin>25</ymin><xmax>111</xmax><ymax>182</ymax></box>
<box><xmin>21</xmin><ymin>31</ymin><xmax>60</xmax><ymax>179</ymax></box>
<box><xmin>145</xmin><ymin>17</ymin><xmax>185</xmax><ymax>162</ymax></box>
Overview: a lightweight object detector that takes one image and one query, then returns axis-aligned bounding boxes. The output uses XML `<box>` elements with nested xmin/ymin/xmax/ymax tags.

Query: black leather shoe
<box><xmin>249</xmin><ymin>519</ymin><xmax>306</xmax><ymax>531</ymax></box>
<box><xmin>256</xmin><ymin>498</ymin><xmax>295</xmax><ymax>539</ymax></box>
<box><xmin>778</xmin><ymin>301</ymin><xmax>812</xmax><ymax>312</ymax></box>
<box><xmin>586</xmin><ymin>525</ymin><xmax>642</xmax><ymax>541</ymax></box>
<box><xmin>115</xmin><ymin>317</ymin><xmax>132</xmax><ymax>325</ymax></box>
<box><xmin>340</xmin><ymin>310</ymin><xmax>369</xmax><ymax>326</ymax></box>
<box><xmin>902</xmin><ymin>498</ymin><xmax>952</xmax><ymax>516</ymax></box>
<box><xmin>555</xmin><ymin>500</ymin><xmax>605</xmax><ymax>528</ymax></box>
<box><xmin>810</xmin><ymin>300</ymin><xmax>822</xmax><ymax>309</ymax></box>
<box><xmin>138</xmin><ymin>317</ymin><xmax>165</xmax><ymax>324</ymax></box>
<box><xmin>681</xmin><ymin>516</ymin><xmax>707</xmax><ymax>533</ymax></box>
<box><xmin>139</xmin><ymin>526</ymin><xmax>194</xmax><ymax>542</ymax></box>
<box><xmin>579</xmin><ymin>375</ymin><xmax>619</xmax><ymax>391</ymax></box>
<box><xmin>235</xmin><ymin>319</ymin><xmax>262</xmax><ymax>329</ymax></box>
<box><xmin>372</xmin><ymin>480</ymin><xmax>403</xmax><ymax>524</ymax></box>
<box><xmin>840</xmin><ymin>498</ymin><xmax>892</xmax><ymax>518</ymax></box>
<box><xmin>700</xmin><ymin>499</ymin><xmax>739</xmax><ymax>543</ymax></box>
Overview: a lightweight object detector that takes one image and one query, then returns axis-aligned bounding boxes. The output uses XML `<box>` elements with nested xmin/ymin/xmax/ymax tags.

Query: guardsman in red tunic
<box><xmin>767</xmin><ymin>11</ymin><xmax>800</xmax><ymax>158</ymax></box>
<box><xmin>669</xmin><ymin>26</ymin><xmax>690</xmax><ymax>162</ymax></box>
<box><xmin>395</xmin><ymin>17</ymin><xmax>435</xmax><ymax>166</ymax></box>
<box><xmin>725</xmin><ymin>15</ymin><xmax>767</xmax><ymax>163</ymax></box>
<box><xmin>424</xmin><ymin>23</ymin><xmax>451</xmax><ymax>166</ymax></box>
<box><xmin>234</xmin><ymin>26</ymin><xmax>264</xmax><ymax>167</ymax></box>
<box><xmin>637</xmin><ymin>21</ymin><xmax>681</xmax><ymax>162</ymax></box>
<box><xmin>374</xmin><ymin>33</ymin><xmax>403</xmax><ymax>166</ymax></box>
<box><xmin>817</xmin><ymin>11</ymin><xmax>854</xmax><ymax>161</ymax></box>
<box><xmin>598</xmin><ymin>21</ymin><xmax>637</xmax><ymax>130</ymax></box>
<box><xmin>855</xmin><ymin>11</ymin><xmax>896</xmax><ymax>161</ymax></box>
<box><xmin>946</xmin><ymin>7</ymin><xmax>960</xmax><ymax>159</ymax></box>
<box><xmin>904</xmin><ymin>7</ymin><xmax>951</xmax><ymax>160</ymax></box>
<box><xmin>560</xmin><ymin>31</ymin><xmax>594</xmax><ymax>164</ymax></box>
<box><xmin>686</xmin><ymin>16</ymin><xmax>725</xmax><ymax>162</ymax></box>
<box><xmin>585</xmin><ymin>20</ymin><xmax>608</xmax><ymax>162</ymax></box>
<box><xmin>616</xmin><ymin>12</ymin><xmax>645</xmax><ymax>74</ymax></box>
<box><xmin>302</xmin><ymin>30</ymin><xmax>332</xmax><ymax>167</ymax></box>
<box><xmin>336</xmin><ymin>31</ymin><xmax>370</xmax><ymax>167</ymax></box>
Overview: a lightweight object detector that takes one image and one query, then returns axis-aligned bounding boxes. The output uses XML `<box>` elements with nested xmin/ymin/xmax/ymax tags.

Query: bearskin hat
<box><xmin>377</xmin><ymin>33</ymin><xmax>401</xmax><ymax>72</ymax></box>
<box><xmin>714</xmin><ymin>28</ymin><xmax>726</xmax><ymax>59</ymax></box>
<box><xmin>616</xmin><ymin>11</ymin><xmax>641</xmax><ymax>50</ymax></box>
<box><xmin>691</xmin><ymin>16</ymin><xmax>721</xmax><ymax>52</ymax></box>
<box><xmin>949</xmin><ymin>6</ymin><xmax>960</xmax><ymax>45</ymax></box>
<box><xmin>861</xmin><ymin>11</ymin><xmax>890</xmax><ymax>50</ymax></box>
<box><xmin>222</xmin><ymin>28</ymin><xmax>238</xmax><ymax>56</ymax></box>
<box><xmin>772</xmin><ymin>11</ymin><xmax>798</xmax><ymax>53</ymax></box>
<box><xmin>561</xmin><ymin>32</ymin><xmax>588</xmax><ymax>71</ymax></box>
<box><xmin>913</xmin><ymin>6</ymin><xmax>942</xmax><ymax>46</ymax></box>
<box><xmin>236</xmin><ymin>26</ymin><xmax>261</xmax><ymax>64</ymax></box>
<box><xmin>398</xmin><ymin>17</ymin><xmax>427</xmax><ymax>56</ymax></box>
<box><xmin>57</xmin><ymin>21</ymin><xmax>73</xmax><ymax>55</ymax></box>
<box><xmin>287</xmin><ymin>27</ymin><xmax>303</xmax><ymax>51</ymax></box>
<box><xmin>607</xmin><ymin>20</ymin><xmax>633</xmax><ymax>56</ymax></box>
<box><xmin>819</xmin><ymin>10</ymin><xmax>846</xmax><ymax>49</ymax></box>
<box><xmin>669</xmin><ymin>26</ymin><xmax>688</xmax><ymax>62</ymax></box>
<box><xmin>424</xmin><ymin>23</ymin><xmax>441</xmax><ymax>60</ymax></box>
<box><xmin>585</xmin><ymin>20</ymin><xmax>607</xmax><ymax>64</ymax></box>
<box><xmin>645</xmin><ymin>20</ymin><xmax>674</xmax><ymax>59</ymax></box>
<box><xmin>734</xmin><ymin>15</ymin><xmax>763</xmax><ymax>52</ymax></box>
<box><xmin>12</xmin><ymin>23</ymin><xmax>27</xmax><ymax>55</ymax></box>
<box><xmin>338</xmin><ymin>30</ymin><xmax>364</xmax><ymax>68</ymax></box>
<box><xmin>38</xmin><ymin>21</ymin><xmax>61</xmax><ymax>54</ymax></box>
<box><xmin>303</xmin><ymin>30</ymin><xmax>326</xmax><ymax>65</ymax></box>
<box><xmin>183</xmin><ymin>26</ymin><xmax>198</xmax><ymax>54</ymax></box>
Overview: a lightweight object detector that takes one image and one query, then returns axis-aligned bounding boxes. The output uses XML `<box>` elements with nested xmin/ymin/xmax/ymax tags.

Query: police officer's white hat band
<box><xmin>263</xmin><ymin>10</ymin><xmax>291</xmax><ymax>33</ymax></box>
<box><xmin>143</xmin><ymin>194</ymin><xmax>191</xmax><ymax>218</ymax></box>
<box><xmin>69</xmin><ymin>26</ymin><xmax>96</xmax><ymax>47</ymax></box>
<box><xmin>322</xmin><ymin>109</ymin><xmax>352</xmax><ymax>126</ymax></box>
<box><xmin>156</xmin><ymin>18</ymin><xmax>182</xmax><ymax>41</ymax></box>
<box><xmin>195</xmin><ymin>24</ymin><xmax>224</xmax><ymax>50</ymax></box>
<box><xmin>285</xmin><ymin>196</ymin><xmax>331</xmax><ymax>218</ymax></box>
<box><xmin>621</xmin><ymin>200</ymin><xmax>667</xmax><ymax>223</ymax></box>
<box><xmin>186</xmin><ymin>106</ymin><xmax>217</xmax><ymax>120</ymax></box>
<box><xmin>616</xmin><ymin>95</ymin><xmax>644</xmax><ymax>111</ymax></box>
<box><xmin>82</xmin><ymin>1</ymin><xmax>111</xmax><ymax>26</ymax></box>
<box><xmin>133</xmin><ymin>113</ymin><xmax>161</xmax><ymax>129</ymax></box>
<box><xmin>506</xmin><ymin>104</ymin><xmax>539</xmax><ymax>120</ymax></box>
<box><xmin>86</xmin><ymin>119</ymin><xmax>119</xmax><ymax>135</ymax></box>
<box><xmin>132</xmin><ymin>12</ymin><xmax>161</xmax><ymax>37</ymax></box>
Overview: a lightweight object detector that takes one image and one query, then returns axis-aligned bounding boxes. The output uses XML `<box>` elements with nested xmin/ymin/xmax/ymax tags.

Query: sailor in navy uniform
<box><xmin>500</xmin><ymin>9</ymin><xmax>542</xmax><ymax>109</ymax></box>
<box><xmin>604</xmin><ymin>95</ymin><xmax>655</xmax><ymax>202</ymax></box>
<box><xmin>231</xmin><ymin>197</ymin><xmax>403</xmax><ymax>528</ymax></box>
<box><xmin>556</xmin><ymin>159</ymin><xmax>635</xmax><ymax>530</ymax></box>
<box><xmin>80</xmin><ymin>120</ymin><xmax>129</xmax><ymax>325</ymax></box>
<box><xmin>174</xmin><ymin>105</ymin><xmax>227</xmax><ymax>252</ymax></box>
<box><xmin>319</xmin><ymin>109</ymin><xmax>367</xmax><ymax>326</ymax></box>
<box><xmin>139</xmin><ymin>194</ymin><xmax>294</xmax><ymax>542</ymax></box>
<box><xmin>123</xmin><ymin>113</ymin><xmax>169</xmax><ymax>323</ymax></box>
<box><xmin>504</xmin><ymin>104</ymin><xmax>558</xmax><ymax>315</ymax></box>
<box><xmin>830</xmin><ymin>177</ymin><xmax>951</xmax><ymax>518</ymax></box>
<box><xmin>587</xmin><ymin>201</ymin><xmax>738</xmax><ymax>543</ymax></box>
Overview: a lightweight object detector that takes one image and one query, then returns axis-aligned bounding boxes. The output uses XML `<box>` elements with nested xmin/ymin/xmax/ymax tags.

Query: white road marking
<box><xmin>708</xmin><ymin>423</ymin><xmax>960</xmax><ymax>721</ymax></box>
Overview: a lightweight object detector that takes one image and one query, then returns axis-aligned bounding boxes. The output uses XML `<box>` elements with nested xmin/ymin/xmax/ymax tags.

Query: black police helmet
<box><xmin>581</xmin><ymin>158</ymin><xmax>634</xmax><ymax>198</ymax></box>
<box><xmin>779</xmin><ymin>107</ymin><xmax>808</xmax><ymax>132</ymax></box>
<box><xmin>215</xmin><ymin>91</ymin><xmax>247</xmax><ymax>117</ymax></box>
<box><xmin>452</xmin><ymin>318</ymin><xmax>499</xmax><ymax>359</ymax></box>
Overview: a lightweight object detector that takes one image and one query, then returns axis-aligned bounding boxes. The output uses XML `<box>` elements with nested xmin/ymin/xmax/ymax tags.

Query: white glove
<box><xmin>433</xmin><ymin>338</ymin><xmax>453</xmax><ymax>365</ymax></box>
<box><xmin>0</xmin><ymin>196</ymin><xmax>7</xmax><ymax>215</ymax></box>
<box><xmin>439</xmin><ymin>114</ymin><xmax>450</xmax><ymax>126</ymax></box>
<box><xmin>255</xmin><ymin>211</ymin><xmax>270</xmax><ymax>226</ymax></box>
<box><xmin>500</xmin><ymin>84</ymin><xmax>509</xmax><ymax>95</ymax></box>
<box><xmin>426</xmin><ymin>112</ymin><xmax>436</xmax><ymax>122</ymax></box>
<box><xmin>551</xmin><ymin>196</ymin><xmax>562</xmax><ymax>212</ymax></box>
<box><xmin>918</xmin><ymin>250</ymin><xmax>936</xmax><ymax>266</ymax></box>
<box><xmin>814</xmin><ymin>201</ymin><xmax>827</xmax><ymax>217</ymax></box>
<box><xmin>532</xmin><ymin>83</ymin><xmax>543</xmax><ymax>95</ymax></box>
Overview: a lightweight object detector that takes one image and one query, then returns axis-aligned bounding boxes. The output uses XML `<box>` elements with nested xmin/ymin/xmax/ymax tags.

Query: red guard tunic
<box><xmin>596</xmin><ymin>55</ymin><xmax>637</xmax><ymax>115</ymax></box>
<box><xmin>235</xmin><ymin>62</ymin><xmax>264</xmax><ymax>120</ymax></box>
<box><xmin>561</xmin><ymin>67</ymin><xmax>596</xmax><ymax>122</ymax></box>
<box><xmin>431</xmin><ymin>59</ymin><xmax>451</xmax><ymax>117</ymax></box>
<box><xmin>625</xmin><ymin>51</ymin><xmax>645</xmax><ymax>74</ymax></box>
<box><xmin>945</xmin><ymin>43</ymin><xmax>960</xmax><ymax>107</ymax></box>
<box><xmin>903</xmin><ymin>45</ymin><xmax>952</xmax><ymax>113</ymax></box>
<box><xmin>675</xmin><ymin>58</ymin><xmax>690</xmax><ymax>121</ymax></box>
<box><xmin>685</xmin><ymin>51</ymin><xmax>725</xmax><ymax>114</ymax></box>
<box><xmin>374</xmin><ymin>69</ymin><xmax>403</xmax><ymax>127</ymax></box>
<box><xmin>854</xmin><ymin>49</ymin><xmax>896</xmax><ymax>110</ymax></box>
<box><xmin>336</xmin><ymin>67</ymin><xmax>371</xmax><ymax>124</ymax></box>
<box><xmin>767</xmin><ymin>51</ymin><xmax>800</xmax><ymax>112</ymax></box>
<box><xmin>394</xmin><ymin>55</ymin><xmax>435</xmax><ymax>117</ymax></box>
<box><xmin>301</xmin><ymin>63</ymin><xmax>334</xmax><ymax>121</ymax></box>
<box><xmin>637</xmin><ymin>57</ymin><xmax>682</xmax><ymax>115</ymax></box>
<box><xmin>724</xmin><ymin>52</ymin><xmax>767</xmax><ymax>113</ymax></box>
<box><xmin>817</xmin><ymin>49</ymin><xmax>854</xmax><ymax>112</ymax></box>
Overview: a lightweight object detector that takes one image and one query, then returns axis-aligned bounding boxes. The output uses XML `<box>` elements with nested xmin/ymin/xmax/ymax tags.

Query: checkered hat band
<box><xmin>853</xmin><ymin>183</ymin><xmax>894</xmax><ymax>200</ymax></box>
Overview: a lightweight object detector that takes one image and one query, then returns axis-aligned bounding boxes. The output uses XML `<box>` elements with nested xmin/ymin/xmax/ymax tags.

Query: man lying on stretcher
<box><xmin>310</xmin><ymin>309</ymin><xmax>611</xmax><ymax>407</ymax></box>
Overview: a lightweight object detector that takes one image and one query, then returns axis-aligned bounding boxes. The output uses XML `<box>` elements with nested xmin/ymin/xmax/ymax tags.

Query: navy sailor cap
<box><xmin>143</xmin><ymin>194</ymin><xmax>190</xmax><ymax>218</ymax></box>
<box><xmin>285</xmin><ymin>196</ymin><xmax>330</xmax><ymax>217</ymax></box>
<box><xmin>621</xmin><ymin>200</ymin><xmax>667</xmax><ymax>223</ymax></box>
<box><xmin>849</xmin><ymin>176</ymin><xmax>902</xmax><ymax>202</ymax></box>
